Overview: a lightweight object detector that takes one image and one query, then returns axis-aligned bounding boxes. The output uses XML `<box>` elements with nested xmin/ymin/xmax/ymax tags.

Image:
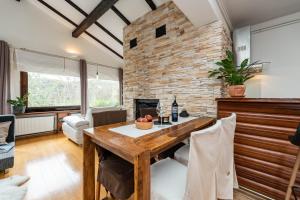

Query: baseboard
<box><xmin>15</xmin><ymin>131</ymin><xmax>59</xmax><ymax>140</ymax></box>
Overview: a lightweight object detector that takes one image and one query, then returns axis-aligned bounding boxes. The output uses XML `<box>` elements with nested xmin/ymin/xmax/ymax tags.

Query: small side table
<box><xmin>56</xmin><ymin>112</ymin><xmax>70</xmax><ymax>133</ymax></box>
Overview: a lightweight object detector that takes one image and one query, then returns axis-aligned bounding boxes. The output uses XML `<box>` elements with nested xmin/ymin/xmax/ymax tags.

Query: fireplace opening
<box><xmin>135</xmin><ymin>99</ymin><xmax>159</xmax><ymax>119</ymax></box>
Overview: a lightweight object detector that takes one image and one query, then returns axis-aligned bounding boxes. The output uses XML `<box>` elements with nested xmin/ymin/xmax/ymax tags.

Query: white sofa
<box><xmin>62</xmin><ymin>107</ymin><xmax>125</xmax><ymax>145</ymax></box>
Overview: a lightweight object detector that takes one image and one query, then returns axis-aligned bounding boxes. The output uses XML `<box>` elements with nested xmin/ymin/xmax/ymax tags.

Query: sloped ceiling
<box><xmin>29</xmin><ymin>0</ymin><xmax>169</xmax><ymax>61</ymax></box>
<box><xmin>0</xmin><ymin>0</ymin><xmax>118</xmax><ymax>67</ymax></box>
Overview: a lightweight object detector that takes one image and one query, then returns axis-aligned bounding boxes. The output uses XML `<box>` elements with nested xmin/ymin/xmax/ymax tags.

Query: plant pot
<box><xmin>12</xmin><ymin>106</ymin><xmax>26</xmax><ymax>114</ymax></box>
<box><xmin>228</xmin><ymin>85</ymin><xmax>246</xmax><ymax>97</ymax></box>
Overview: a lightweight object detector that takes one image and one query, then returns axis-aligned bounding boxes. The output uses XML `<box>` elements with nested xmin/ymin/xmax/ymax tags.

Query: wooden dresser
<box><xmin>216</xmin><ymin>98</ymin><xmax>300</xmax><ymax>199</ymax></box>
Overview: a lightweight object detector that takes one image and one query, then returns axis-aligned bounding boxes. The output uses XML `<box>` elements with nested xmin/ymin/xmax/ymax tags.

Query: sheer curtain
<box><xmin>0</xmin><ymin>41</ymin><xmax>11</xmax><ymax>114</ymax></box>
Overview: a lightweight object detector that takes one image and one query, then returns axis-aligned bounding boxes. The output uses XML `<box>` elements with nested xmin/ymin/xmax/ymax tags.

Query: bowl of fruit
<box><xmin>135</xmin><ymin>115</ymin><xmax>153</xmax><ymax>130</ymax></box>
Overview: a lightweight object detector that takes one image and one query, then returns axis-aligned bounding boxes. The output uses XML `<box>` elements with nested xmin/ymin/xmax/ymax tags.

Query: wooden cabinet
<box><xmin>216</xmin><ymin>98</ymin><xmax>300</xmax><ymax>200</ymax></box>
<box><xmin>56</xmin><ymin>112</ymin><xmax>70</xmax><ymax>132</ymax></box>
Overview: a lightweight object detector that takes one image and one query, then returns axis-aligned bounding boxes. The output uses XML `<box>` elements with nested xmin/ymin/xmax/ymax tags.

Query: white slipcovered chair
<box><xmin>174</xmin><ymin>113</ymin><xmax>239</xmax><ymax>198</ymax></box>
<box><xmin>62</xmin><ymin>107</ymin><xmax>126</xmax><ymax>145</ymax></box>
<box><xmin>62</xmin><ymin>110</ymin><xmax>91</xmax><ymax>145</ymax></box>
<box><xmin>151</xmin><ymin>120</ymin><xmax>223</xmax><ymax>200</ymax></box>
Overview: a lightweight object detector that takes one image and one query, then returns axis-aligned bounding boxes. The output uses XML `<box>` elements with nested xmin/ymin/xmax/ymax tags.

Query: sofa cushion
<box><xmin>63</xmin><ymin>116</ymin><xmax>89</xmax><ymax>128</ymax></box>
<box><xmin>0</xmin><ymin>122</ymin><xmax>11</xmax><ymax>145</ymax></box>
<box><xmin>0</xmin><ymin>143</ymin><xmax>14</xmax><ymax>160</ymax></box>
<box><xmin>0</xmin><ymin>142</ymin><xmax>14</xmax><ymax>154</ymax></box>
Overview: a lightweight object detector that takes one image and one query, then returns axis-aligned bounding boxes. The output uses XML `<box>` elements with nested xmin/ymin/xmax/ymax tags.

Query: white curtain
<box><xmin>15</xmin><ymin>49</ymin><xmax>80</xmax><ymax>77</ymax></box>
<box><xmin>87</xmin><ymin>63</ymin><xmax>119</xmax><ymax>81</ymax></box>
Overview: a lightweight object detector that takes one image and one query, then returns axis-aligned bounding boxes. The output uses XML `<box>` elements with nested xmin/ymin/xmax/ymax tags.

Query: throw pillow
<box><xmin>0</xmin><ymin>121</ymin><xmax>11</xmax><ymax>145</ymax></box>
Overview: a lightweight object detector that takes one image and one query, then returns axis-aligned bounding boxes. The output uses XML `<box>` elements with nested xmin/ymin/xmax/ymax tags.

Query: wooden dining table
<box><xmin>83</xmin><ymin>117</ymin><xmax>214</xmax><ymax>200</ymax></box>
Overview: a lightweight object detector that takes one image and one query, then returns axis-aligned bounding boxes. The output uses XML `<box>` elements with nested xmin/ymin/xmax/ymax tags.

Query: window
<box><xmin>88</xmin><ymin>79</ymin><xmax>120</xmax><ymax>107</ymax></box>
<box><xmin>156</xmin><ymin>24</ymin><xmax>166</xmax><ymax>38</ymax></box>
<box><xmin>130</xmin><ymin>38</ymin><xmax>137</xmax><ymax>49</ymax></box>
<box><xmin>87</xmin><ymin>64</ymin><xmax>120</xmax><ymax>108</ymax></box>
<box><xmin>16</xmin><ymin>49</ymin><xmax>81</xmax><ymax>111</ymax></box>
<box><xmin>28</xmin><ymin>72</ymin><xmax>81</xmax><ymax>107</ymax></box>
<box><xmin>16</xmin><ymin>49</ymin><xmax>121</xmax><ymax>111</ymax></box>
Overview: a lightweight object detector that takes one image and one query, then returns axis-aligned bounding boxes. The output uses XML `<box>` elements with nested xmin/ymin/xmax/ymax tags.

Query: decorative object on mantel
<box><xmin>179</xmin><ymin>108</ymin><xmax>189</xmax><ymax>117</ymax></box>
<box><xmin>7</xmin><ymin>94</ymin><xmax>28</xmax><ymax>114</ymax></box>
<box><xmin>208</xmin><ymin>50</ymin><xmax>259</xmax><ymax>97</ymax></box>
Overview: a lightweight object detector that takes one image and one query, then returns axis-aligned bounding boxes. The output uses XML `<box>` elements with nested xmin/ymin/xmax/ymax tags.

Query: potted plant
<box><xmin>7</xmin><ymin>94</ymin><xmax>28</xmax><ymax>114</ymax></box>
<box><xmin>208</xmin><ymin>50</ymin><xmax>258</xmax><ymax>97</ymax></box>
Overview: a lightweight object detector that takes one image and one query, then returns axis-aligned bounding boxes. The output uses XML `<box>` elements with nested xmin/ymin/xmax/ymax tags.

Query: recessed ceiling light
<box><xmin>65</xmin><ymin>48</ymin><xmax>80</xmax><ymax>55</ymax></box>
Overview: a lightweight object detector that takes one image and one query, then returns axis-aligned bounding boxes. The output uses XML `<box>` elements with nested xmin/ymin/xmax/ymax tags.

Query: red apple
<box><xmin>145</xmin><ymin>115</ymin><xmax>153</xmax><ymax>122</ymax></box>
<box><xmin>141</xmin><ymin>118</ymin><xmax>148</xmax><ymax>122</ymax></box>
<box><xmin>137</xmin><ymin>117</ymin><xmax>144</xmax><ymax>122</ymax></box>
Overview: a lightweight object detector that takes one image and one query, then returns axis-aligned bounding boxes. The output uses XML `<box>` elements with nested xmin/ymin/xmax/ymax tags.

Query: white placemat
<box><xmin>109</xmin><ymin>117</ymin><xmax>197</xmax><ymax>138</ymax></box>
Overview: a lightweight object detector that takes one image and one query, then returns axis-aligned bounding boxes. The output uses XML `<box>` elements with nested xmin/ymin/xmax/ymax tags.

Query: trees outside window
<box><xmin>28</xmin><ymin>72</ymin><xmax>81</xmax><ymax>107</ymax></box>
<box><xmin>88</xmin><ymin>78</ymin><xmax>120</xmax><ymax>108</ymax></box>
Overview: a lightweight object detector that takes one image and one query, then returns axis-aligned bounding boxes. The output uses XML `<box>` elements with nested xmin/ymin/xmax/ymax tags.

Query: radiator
<box><xmin>16</xmin><ymin>116</ymin><xmax>55</xmax><ymax>136</ymax></box>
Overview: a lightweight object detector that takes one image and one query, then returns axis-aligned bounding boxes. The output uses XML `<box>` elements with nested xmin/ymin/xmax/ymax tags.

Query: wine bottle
<box><xmin>171</xmin><ymin>95</ymin><xmax>178</xmax><ymax>122</ymax></box>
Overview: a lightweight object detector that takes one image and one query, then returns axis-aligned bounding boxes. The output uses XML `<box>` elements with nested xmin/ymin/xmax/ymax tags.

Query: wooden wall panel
<box><xmin>217</xmin><ymin>98</ymin><xmax>300</xmax><ymax>200</ymax></box>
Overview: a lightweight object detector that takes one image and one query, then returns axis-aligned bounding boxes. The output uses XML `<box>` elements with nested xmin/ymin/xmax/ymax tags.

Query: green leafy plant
<box><xmin>208</xmin><ymin>50</ymin><xmax>258</xmax><ymax>85</ymax></box>
<box><xmin>7</xmin><ymin>94</ymin><xmax>28</xmax><ymax>107</ymax></box>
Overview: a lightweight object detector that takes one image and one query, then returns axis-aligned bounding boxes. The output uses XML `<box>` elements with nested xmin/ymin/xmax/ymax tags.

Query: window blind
<box><xmin>87</xmin><ymin>63</ymin><xmax>119</xmax><ymax>81</ymax></box>
<box><xmin>15</xmin><ymin>49</ymin><xmax>80</xmax><ymax>77</ymax></box>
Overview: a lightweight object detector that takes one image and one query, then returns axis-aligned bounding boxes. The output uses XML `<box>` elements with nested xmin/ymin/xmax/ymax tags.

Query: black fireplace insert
<box><xmin>135</xmin><ymin>99</ymin><xmax>159</xmax><ymax>119</ymax></box>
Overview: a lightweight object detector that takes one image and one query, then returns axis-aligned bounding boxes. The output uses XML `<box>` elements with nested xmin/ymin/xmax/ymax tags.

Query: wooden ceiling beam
<box><xmin>145</xmin><ymin>0</ymin><xmax>157</xmax><ymax>10</ymax></box>
<box><xmin>72</xmin><ymin>0</ymin><xmax>118</xmax><ymax>38</ymax></box>
<box><xmin>37</xmin><ymin>0</ymin><xmax>123</xmax><ymax>59</ymax></box>
<box><xmin>65</xmin><ymin>0</ymin><xmax>123</xmax><ymax>45</ymax></box>
<box><xmin>111</xmin><ymin>6</ymin><xmax>131</xmax><ymax>25</ymax></box>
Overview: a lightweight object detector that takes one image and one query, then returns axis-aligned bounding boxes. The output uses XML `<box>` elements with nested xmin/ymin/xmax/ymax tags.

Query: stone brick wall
<box><xmin>123</xmin><ymin>1</ymin><xmax>231</xmax><ymax>120</ymax></box>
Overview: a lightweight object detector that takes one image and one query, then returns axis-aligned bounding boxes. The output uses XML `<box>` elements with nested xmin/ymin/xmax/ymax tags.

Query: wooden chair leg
<box><xmin>96</xmin><ymin>181</ymin><xmax>101</xmax><ymax>200</ymax></box>
<box><xmin>286</xmin><ymin>148</ymin><xmax>300</xmax><ymax>200</ymax></box>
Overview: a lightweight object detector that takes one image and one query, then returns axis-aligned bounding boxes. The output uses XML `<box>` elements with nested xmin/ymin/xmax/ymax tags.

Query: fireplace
<box><xmin>134</xmin><ymin>99</ymin><xmax>159</xmax><ymax>119</ymax></box>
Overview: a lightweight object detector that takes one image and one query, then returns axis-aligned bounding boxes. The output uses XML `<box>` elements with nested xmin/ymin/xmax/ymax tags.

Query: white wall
<box><xmin>245</xmin><ymin>12</ymin><xmax>300</xmax><ymax>98</ymax></box>
<box><xmin>0</xmin><ymin>0</ymin><xmax>123</xmax><ymax>67</ymax></box>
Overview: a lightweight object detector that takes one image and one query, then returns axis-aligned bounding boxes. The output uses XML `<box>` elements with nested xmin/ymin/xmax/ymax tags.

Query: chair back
<box><xmin>92</xmin><ymin>109</ymin><xmax>127</xmax><ymax>127</ymax></box>
<box><xmin>216</xmin><ymin>113</ymin><xmax>238</xmax><ymax>199</ymax></box>
<box><xmin>289</xmin><ymin>123</ymin><xmax>300</xmax><ymax>146</ymax></box>
<box><xmin>184</xmin><ymin>120</ymin><xmax>222</xmax><ymax>200</ymax></box>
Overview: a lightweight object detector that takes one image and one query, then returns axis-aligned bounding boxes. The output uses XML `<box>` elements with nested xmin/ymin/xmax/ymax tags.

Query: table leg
<box><xmin>134</xmin><ymin>151</ymin><xmax>151</xmax><ymax>200</ymax></box>
<box><xmin>83</xmin><ymin>133</ymin><xmax>96</xmax><ymax>200</ymax></box>
<box><xmin>95</xmin><ymin>146</ymin><xmax>103</xmax><ymax>200</ymax></box>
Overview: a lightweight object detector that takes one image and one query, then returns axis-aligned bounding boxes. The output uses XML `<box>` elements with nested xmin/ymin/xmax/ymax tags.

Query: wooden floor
<box><xmin>0</xmin><ymin>133</ymin><xmax>263</xmax><ymax>200</ymax></box>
